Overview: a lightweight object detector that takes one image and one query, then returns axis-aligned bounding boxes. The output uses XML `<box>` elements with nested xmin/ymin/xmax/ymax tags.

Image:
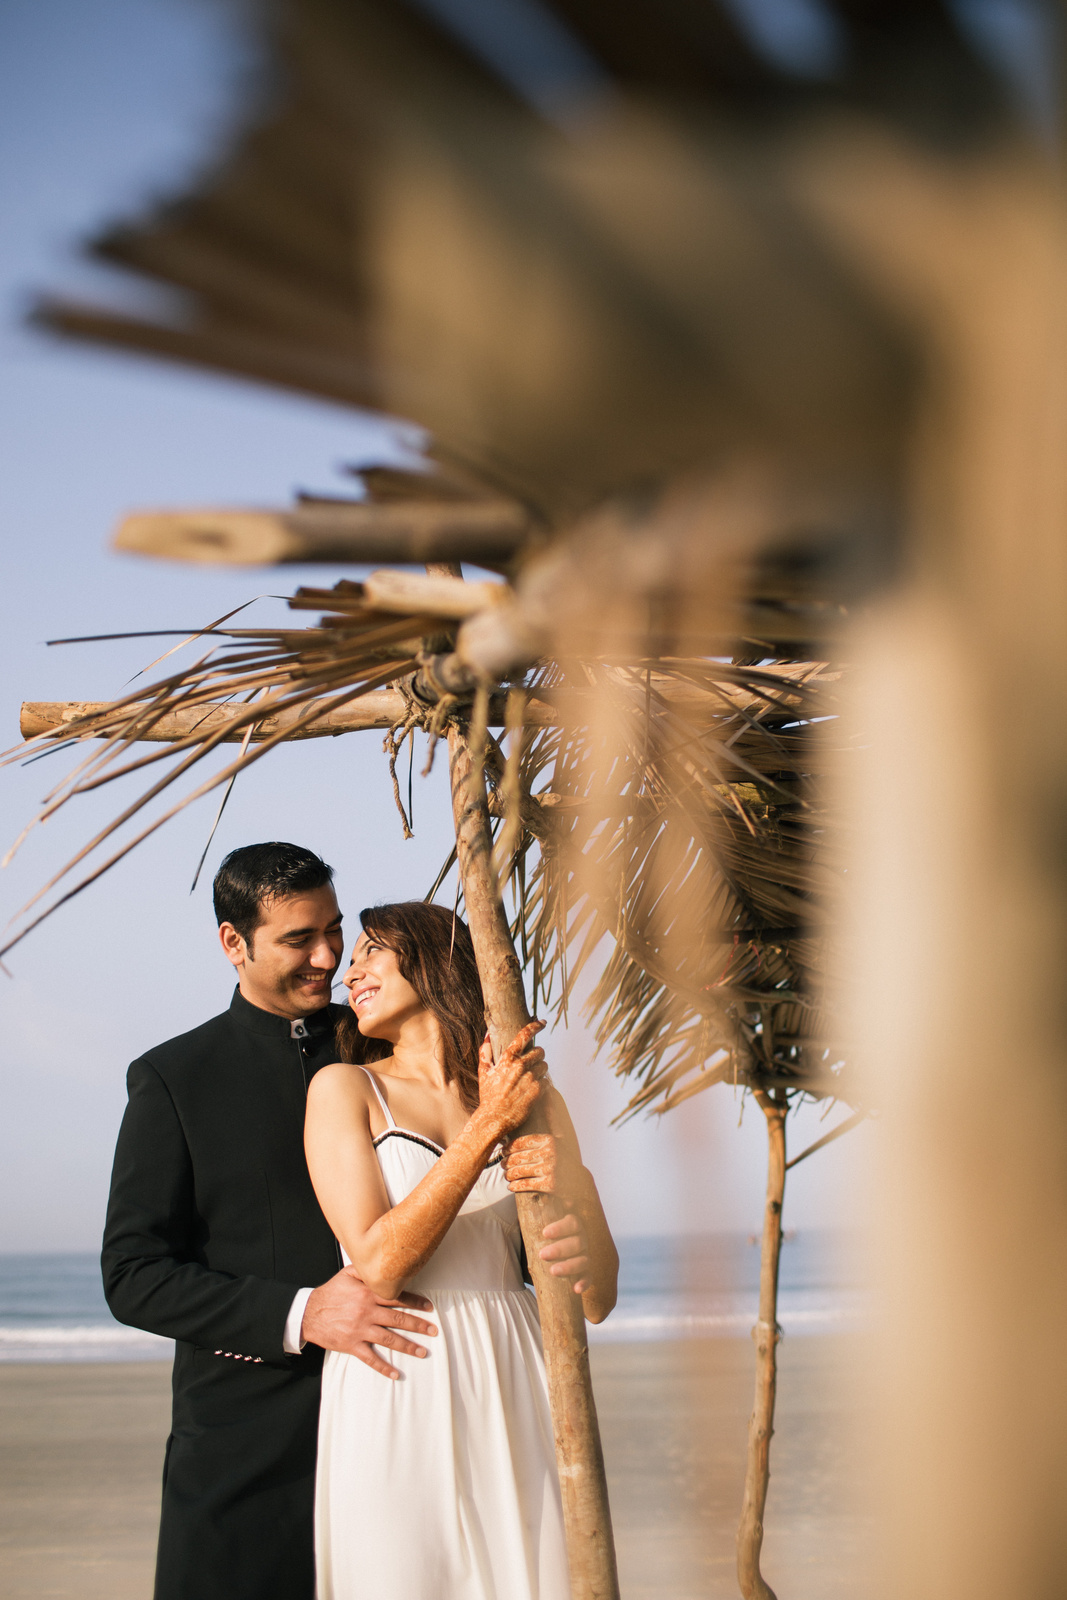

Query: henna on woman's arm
<box><xmin>350</xmin><ymin>1022</ymin><xmax>546</xmax><ymax>1299</ymax></box>
<box><xmin>369</xmin><ymin>1113</ymin><xmax>506</xmax><ymax>1294</ymax></box>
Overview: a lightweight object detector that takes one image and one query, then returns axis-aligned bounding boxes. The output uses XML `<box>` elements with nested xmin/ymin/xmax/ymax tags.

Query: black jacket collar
<box><xmin>228</xmin><ymin>986</ymin><xmax>339</xmax><ymax>1041</ymax></box>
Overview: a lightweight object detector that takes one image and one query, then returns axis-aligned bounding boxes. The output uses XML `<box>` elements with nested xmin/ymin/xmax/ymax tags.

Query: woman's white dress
<box><xmin>314</xmin><ymin>1070</ymin><xmax>571</xmax><ymax>1600</ymax></box>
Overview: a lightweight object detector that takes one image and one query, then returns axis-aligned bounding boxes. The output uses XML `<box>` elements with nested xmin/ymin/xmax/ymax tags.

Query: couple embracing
<box><xmin>103</xmin><ymin>841</ymin><xmax>618</xmax><ymax>1600</ymax></box>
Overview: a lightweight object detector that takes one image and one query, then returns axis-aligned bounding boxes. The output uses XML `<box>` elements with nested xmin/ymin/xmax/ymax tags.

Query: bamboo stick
<box><xmin>445</xmin><ymin>721</ymin><xmax>620</xmax><ymax>1600</ymax></box>
<box><xmin>19</xmin><ymin>693</ymin><xmax>410</xmax><ymax>743</ymax></box>
<box><xmin>20</xmin><ymin>667</ymin><xmax>834</xmax><ymax>745</ymax></box>
<box><xmin>359</xmin><ymin>568</ymin><xmax>504</xmax><ymax>619</ymax></box>
<box><xmin>18</xmin><ymin>693</ymin><xmax>557</xmax><ymax>743</ymax></box>
<box><xmin>357</xmin><ymin>464</ymin><xmax>497</xmax><ymax>503</ymax></box>
<box><xmin>785</xmin><ymin>1107</ymin><xmax>867</xmax><ymax>1170</ymax></box>
<box><xmin>737</xmin><ymin>1088</ymin><xmax>787</xmax><ymax>1600</ymax></box>
<box><xmin>112</xmin><ymin>500</ymin><xmax>530</xmax><ymax>566</ymax></box>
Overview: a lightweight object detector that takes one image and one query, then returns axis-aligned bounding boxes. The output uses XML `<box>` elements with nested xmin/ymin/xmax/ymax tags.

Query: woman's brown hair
<box><xmin>334</xmin><ymin>901</ymin><xmax>486</xmax><ymax>1110</ymax></box>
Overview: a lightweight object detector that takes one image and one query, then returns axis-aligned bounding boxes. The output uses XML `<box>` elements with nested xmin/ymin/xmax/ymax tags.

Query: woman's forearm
<box><xmin>344</xmin><ymin>1109</ymin><xmax>501</xmax><ymax>1297</ymax></box>
<box><xmin>516</xmin><ymin>1087</ymin><xmax>619</xmax><ymax>1322</ymax></box>
<box><xmin>569</xmin><ymin>1165</ymin><xmax>619</xmax><ymax>1324</ymax></box>
<box><xmin>542</xmin><ymin>1086</ymin><xmax>619</xmax><ymax>1321</ymax></box>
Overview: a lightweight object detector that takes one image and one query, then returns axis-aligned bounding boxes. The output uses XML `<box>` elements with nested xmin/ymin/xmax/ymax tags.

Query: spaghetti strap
<box><xmin>359</xmin><ymin>1066</ymin><xmax>396</xmax><ymax>1131</ymax></box>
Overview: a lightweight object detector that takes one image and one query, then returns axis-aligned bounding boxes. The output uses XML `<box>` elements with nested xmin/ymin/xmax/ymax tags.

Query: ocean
<box><xmin>0</xmin><ymin>1232</ymin><xmax>869</xmax><ymax>1362</ymax></box>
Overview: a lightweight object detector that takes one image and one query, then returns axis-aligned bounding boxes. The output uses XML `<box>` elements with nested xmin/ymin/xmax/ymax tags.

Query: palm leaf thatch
<box><xmin>7</xmin><ymin>566</ymin><xmax>851</xmax><ymax>1127</ymax></box>
<box><xmin>12</xmin><ymin>0</ymin><xmax>1017</xmax><ymax>1074</ymax></box>
<box><xmin>1</xmin><ymin>582</ymin><xmax>460</xmax><ymax>950</ymax></box>
<box><xmin>14</xmin><ymin>0</ymin><xmax>1006</xmax><ymax>1083</ymax></box>
<box><xmin>496</xmin><ymin>657</ymin><xmax>847</xmax><ymax>1119</ymax></box>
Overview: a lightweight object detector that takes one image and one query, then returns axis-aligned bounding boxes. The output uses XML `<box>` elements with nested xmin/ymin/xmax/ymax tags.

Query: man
<box><xmin>102</xmin><ymin>843</ymin><xmax>440</xmax><ymax>1600</ymax></box>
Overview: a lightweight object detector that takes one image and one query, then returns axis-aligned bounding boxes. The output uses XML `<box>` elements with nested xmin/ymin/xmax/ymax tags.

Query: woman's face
<box><xmin>343</xmin><ymin>930</ymin><xmax>424</xmax><ymax>1040</ymax></box>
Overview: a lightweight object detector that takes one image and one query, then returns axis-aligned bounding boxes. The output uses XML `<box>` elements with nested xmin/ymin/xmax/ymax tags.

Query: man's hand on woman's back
<box><xmin>301</xmin><ymin>1266</ymin><xmax>437</xmax><ymax>1379</ymax></box>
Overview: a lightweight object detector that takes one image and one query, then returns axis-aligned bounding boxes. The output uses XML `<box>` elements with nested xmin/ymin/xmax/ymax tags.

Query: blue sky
<box><xmin>0</xmin><ymin>0</ymin><xmax>873</xmax><ymax>1250</ymax></box>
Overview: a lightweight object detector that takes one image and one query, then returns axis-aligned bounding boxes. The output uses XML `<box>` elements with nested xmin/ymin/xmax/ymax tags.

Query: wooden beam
<box><xmin>20</xmin><ymin>693</ymin><xmax>412</xmax><ymax>743</ymax></box>
<box><xmin>18</xmin><ymin>692</ymin><xmax>561</xmax><ymax>744</ymax></box>
<box><xmin>422</xmin><ymin>556</ymin><xmax>619</xmax><ymax>1594</ymax></box>
<box><xmin>359</xmin><ymin>568</ymin><xmax>504</xmax><ymax>619</ymax></box>
<box><xmin>446</xmin><ymin>722</ymin><xmax>620</xmax><ymax>1598</ymax></box>
<box><xmin>112</xmin><ymin>500</ymin><xmax>531</xmax><ymax>567</ymax></box>
<box><xmin>20</xmin><ymin>667</ymin><xmax>835</xmax><ymax>746</ymax></box>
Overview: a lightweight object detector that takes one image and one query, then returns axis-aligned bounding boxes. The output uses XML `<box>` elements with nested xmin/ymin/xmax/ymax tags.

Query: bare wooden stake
<box><xmin>737</xmin><ymin>1088</ymin><xmax>787</xmax><ymax>1600</ymax></box>
<box><xmin>446</xmin><ymin>720</ymin><xmax>620</xmax><ymax>1600</ymax></box>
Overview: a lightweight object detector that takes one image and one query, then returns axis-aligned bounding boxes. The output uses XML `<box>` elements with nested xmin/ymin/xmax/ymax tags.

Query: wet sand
<box><xmin>595</xmin><ymin>1335</ymin><xmax>873</xmax><ymax>1599</ymax></box>
<box><xmin>0</xmin><ymin>1362</ymin><xmax>171</xmax><ymax>1600</ymax></box>
<box><xmin>0</xmin><ymin>1337</ymin><xmax>872</xmax><ymax>1599</ymax></box>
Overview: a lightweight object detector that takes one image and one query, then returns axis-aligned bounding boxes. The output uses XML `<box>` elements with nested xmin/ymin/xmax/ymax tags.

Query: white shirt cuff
<box><xmin>283</xmin><ymin>1287</ymin><xmax>314</xmax><ymax>1355</ymax></box>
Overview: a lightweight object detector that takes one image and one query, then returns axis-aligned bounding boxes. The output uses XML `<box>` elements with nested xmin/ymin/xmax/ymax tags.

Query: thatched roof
<box><xmin>10</xmin><ymin>0</ymin><xmax>1024</xmax><ymax>1112</ymax></box>
<box><xmin>8</xmin><ymin>562</ymin><xmax>851</xmax><ymax>1110</ymax></box>
<box><xmin>32</xmin><ymin>0</ymin><xmax>1013</xmax><ymax>524</ymax></box>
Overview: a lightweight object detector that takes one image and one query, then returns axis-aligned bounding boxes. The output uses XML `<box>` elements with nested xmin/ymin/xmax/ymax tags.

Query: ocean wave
<box><xmin>587</xmin><ymin>1294</ymin><xmax>872</xmax><ymax>1342</ymax></box>
<box><xmin>0</xmin><ymin>1324</ymin><xmax>169</xmax><ymax>1344</ymax></box>
<box><xmin>0</xmin><ymin>1324</ymin><xmax>173</xmax><ymax>1362</ymax></box>
<box><xmin>0</xmin><ymin>1291</ymin><xmax>872</xmax><ymax>1361</ymax></box>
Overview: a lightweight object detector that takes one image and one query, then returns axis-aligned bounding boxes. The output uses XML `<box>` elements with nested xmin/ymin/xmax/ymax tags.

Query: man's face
<box><xmin>218</xmin><ymin>885</ymin><xmax>344</xmax><ymax>1019</ymax></box>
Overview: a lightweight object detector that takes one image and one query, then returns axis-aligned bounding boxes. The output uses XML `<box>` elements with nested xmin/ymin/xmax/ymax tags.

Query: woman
<box><xmin>305</xmin><ymin>901</ymin><xmax>618</xmax><ymax>1600</ymax></box>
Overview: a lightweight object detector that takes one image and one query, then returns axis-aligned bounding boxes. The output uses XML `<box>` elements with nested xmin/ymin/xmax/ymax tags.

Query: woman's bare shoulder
<box><xmin>307</xmin><ymin>1060</ymin><xmax>374</xmax><ymax>1106</ymax></box>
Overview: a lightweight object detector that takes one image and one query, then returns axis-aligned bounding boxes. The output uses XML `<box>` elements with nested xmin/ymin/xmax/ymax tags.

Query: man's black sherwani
<box><xmin>102</xmin><ymin>989</ymin><xmax>346</xmax><ymax>1600</ymax></box>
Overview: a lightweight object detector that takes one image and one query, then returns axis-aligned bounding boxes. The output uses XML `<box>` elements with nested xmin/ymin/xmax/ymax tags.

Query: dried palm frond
<box><xmin>7</xmin><ymin>567</ymin><xmax>851</xmax><ymax>1122</ymax></box>
<box><xmin>16</xmin><ymin>0</ymin><xmax>988</xmax><ymax>1115</ymax></box>
<box><xmin>469</xmin><ymin>654</ymin><xmax>850</xmax><ymax>1117</ymax></box>
<box><xmin>38</xmin><ymin>0</ymin><xmax>1000</xmax><ymax>523</ymax></box>
<box><xmin>0</xmin><ymin>583</ymin><xmax>445</xmax><ymax>954</ymax></box>
<box><xmin>15</xmin><ymin>0</ymin><xmax>1020</xmax><ymax>1113</ymax></box>
<box><xmin>422</xmin><ymin>646</ymin><xmax>844</xmax><ymax>1113</ymax></box>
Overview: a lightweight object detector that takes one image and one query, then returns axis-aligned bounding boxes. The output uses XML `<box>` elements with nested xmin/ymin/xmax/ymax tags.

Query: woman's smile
<box><xmin>343</xmin><ymin>934</ymin><xmax>426</xmax><ymax>1039</ymax></box>
<box><xmin>351</xmin><ymin>983</ymin><xmax>380</xmax><ymax>1014</ymax></box>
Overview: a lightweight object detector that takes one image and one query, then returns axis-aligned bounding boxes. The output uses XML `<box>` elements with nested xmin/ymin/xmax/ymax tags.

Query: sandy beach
<box><xmin>0</xmin><ymin>1336</ymin><xmax>872</xmax><ymax>1599</ymax></box>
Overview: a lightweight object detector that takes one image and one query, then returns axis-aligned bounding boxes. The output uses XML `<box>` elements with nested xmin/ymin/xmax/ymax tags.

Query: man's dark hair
<box><xmin>212</xmin><ymin>843</ymin><xmax>335</xmax><ymax>950</ymax></box>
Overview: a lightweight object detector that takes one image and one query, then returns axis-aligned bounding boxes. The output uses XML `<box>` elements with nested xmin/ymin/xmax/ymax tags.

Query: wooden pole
<box><xmin>20</xmin><ymin>663</ymin><xmax>835</xmax><ymax>744</ymax></box>
<box><xmin>737</xmin><ymin>1089</ymin><xmax>787</xmax><ymax>1600</ymax></box>
<box><xmin>18</xmin><ymin>692</ymin><xmax>561</xmax><ymax>744</ymax></box>
<box><xmin>446</xmin><ymin>720</ymin><xmax>620</xmax><ymax>1600</ymax></box>
<box><xmin>111</xmin><ymin>499</ymin><xmax>528</xmax><ymax>567</ymax></box>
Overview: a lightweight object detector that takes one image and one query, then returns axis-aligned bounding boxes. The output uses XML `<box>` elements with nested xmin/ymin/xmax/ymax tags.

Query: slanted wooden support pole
<box><xmin>737</xmin><ymin>1088</ymin><xmax>787</xmax><ymax>1600</ymax></box>
<box><xmin>446</xmin><ymin>721</ymin><xmax>620</xmax><ymax>1600</ymax></box>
